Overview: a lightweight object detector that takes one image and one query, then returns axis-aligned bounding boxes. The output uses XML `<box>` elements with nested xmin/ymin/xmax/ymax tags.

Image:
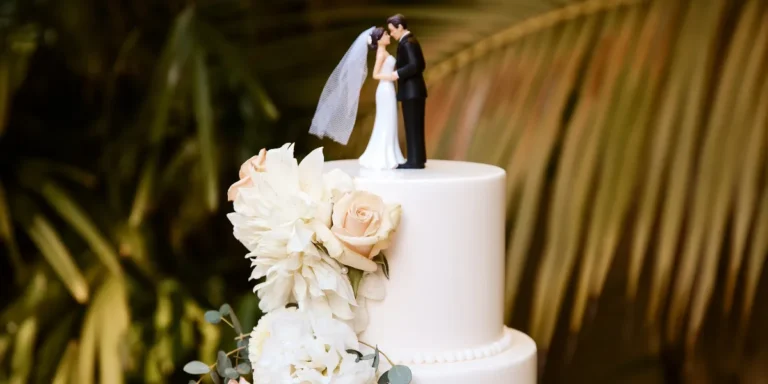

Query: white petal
<box><xmin>326</xmin><ymin>292</ymin><xmax>355</xmax><ymax>320</ymax></box>
<box><xmin>358</xmin><ymin>270</ymin><xmax>386</xmax><ymax>301</ymax></box>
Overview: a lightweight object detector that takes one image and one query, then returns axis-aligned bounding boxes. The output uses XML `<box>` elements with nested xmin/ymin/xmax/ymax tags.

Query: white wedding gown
<box><xmin>359</xmin><ymin>55</ymin><xmax>406</xmax><ymax>170</ymax></box>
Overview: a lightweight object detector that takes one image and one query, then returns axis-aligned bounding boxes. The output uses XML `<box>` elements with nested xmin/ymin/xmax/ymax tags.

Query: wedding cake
<box><xmin>325</xmin><ymin>160</ymin><xmax>537</xmax><ymax>384</ymax></box>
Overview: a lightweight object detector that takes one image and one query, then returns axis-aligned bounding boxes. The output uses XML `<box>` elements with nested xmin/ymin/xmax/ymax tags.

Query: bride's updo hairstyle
<box><xmin>368</xmin><ymin>27</ymin><xmax>385</xmax><ymax>50</ymax></box>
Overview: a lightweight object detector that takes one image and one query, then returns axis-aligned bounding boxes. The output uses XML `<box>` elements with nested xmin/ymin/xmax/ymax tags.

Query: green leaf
<box><xmin>40</xmin><ymin>181</ymin><xmax>122</xmax><ymax>276</ymax></box>
<box><xmin>229</xmin><ymin>310</ymin><xmax>243</xmax><ymax>335</ymax></box>
<box><xmin>237</xmin><ymin>338</ymin><xmax>248</xmax><ymax>359</ymax></box>
<box><xmin>194</xmin><ymin>20</ymin><xmax>279</xmax><ymax>120</ymax></box>
<box><xmin>361</xmin><ymin>353</ymin><xmax>375</xmax><ymax>360</ymax></box>
<box><xmin>141</xmin><ymin>6</ymin><xmax>195</xmax><ymax>143</ymax></box>
<box><xmin>0</xmin><ymin>55</ymin><xmax>9</xmax><ymax>136</ymax></box>
<box><xmin>192</xmin><ymin>46</ymin><xmax>219</xmax><ymax>213</ymax></box>
<box><xmin>216</xmin><ymin>350</ymin><xmax>231</xmax><ymax>377</ymax></box>
<box><xmin>128</xmin><ymin>152</ymin><xmax>158</xmax><ymax>228</ymax></box>
<box><xmin>10</xmin><ymin>317</ymin><xmax>37</xmax><ymax>384</ymax></box>
<box><xmin>183</xmin><ymin>361</ymin><xmax>210</xmax><ymax>375</ymax></box>
<box><xmin>235</xmin><ymin>362</ymin><xmax>251</xmax><ymax>375</ymax></box>
<box><xmin>378</xmin><ymin>371</ymin><xmax>389</xmax><ymax>384</ymax></box>
<box><xmin>373</xmin><ymin>345</ymin><xmax>380</xmax><ymax>369</ymax></box>
<box><xmin>373</xmin><ymin>254</ymin><xmax>390</xmax><ymax>279</ymax></box>
<box><xmin>346</xmin><ymin>349</ymin><xmax>363</xmax><ymax>362</ymax></box>
<box><xmin>388</xmin><ymin>365</ymin><xmax>413</xmax><ymax>384</ymax></box>
<box><xmin>210</xmin><ymin>370</ymin><xmax>222</xmax><ymax>384</ymax></box>
<box><xmin>348</xmin><ymin>267</ymin><xmax>364</xmax><ymax>297</ymax></box>
<box><xmin>0</xmin><ymin>181</ymin><xmax>22</xmax><ymax>275</ymax></box>
<box><xmin>24</xmin><ymin>214</ymin><xmax>89</xmax><ymax>303</ymax></box>
<box><xmin>219</xmin><ymin>303</ymin><xmax>231</xmax><ymax>316</ymax></box>
<box><xmin>224</xmin><ymin>367</ymin><xmax>239</xmax><ymax>379</ymax></box>
<box><xmin>204</xmin><ymin>310</ymin><xmax>221</xmax><ymax>324</ymax></box>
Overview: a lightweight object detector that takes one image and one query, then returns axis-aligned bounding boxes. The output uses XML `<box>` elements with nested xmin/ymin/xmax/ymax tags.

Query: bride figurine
<box><xmin>309</xmin><ymin>27</ymin><xmax>405</xmax><ymax>170</ymax></box>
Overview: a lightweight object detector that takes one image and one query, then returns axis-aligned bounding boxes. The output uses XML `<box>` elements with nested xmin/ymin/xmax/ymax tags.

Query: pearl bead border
<box><xmin>390</xmin><ymin>329</ymin><xmax>515</xmax><ymax>365</ymax></box>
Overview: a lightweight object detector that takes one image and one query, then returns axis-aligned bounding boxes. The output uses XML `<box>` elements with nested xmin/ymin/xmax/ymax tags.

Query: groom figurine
<box><xmin>387</xmin><ymin>14</ymin><xmax>428</xmax><ymax>169</ymax></box>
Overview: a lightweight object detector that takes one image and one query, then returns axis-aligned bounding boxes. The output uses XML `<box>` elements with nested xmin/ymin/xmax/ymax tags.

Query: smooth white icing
<box><xmin>324</xmin><ymin>160</ymin><xmax>536</xmax><ymax>383</ymax></box>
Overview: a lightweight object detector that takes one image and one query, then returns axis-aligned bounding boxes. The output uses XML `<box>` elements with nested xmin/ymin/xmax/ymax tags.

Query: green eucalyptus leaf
<box><xmin>378</xmin><ymin>371</ymin><xmax>389</xmax><ymax>384</ymax></box>
<box><xmin>237</xmin><ymin>339</ymin><xmax>249</xmax><ymax>359</ymax></box>
<box><xmin>224</xmin><ymin>367</ymin><xmax>239</xmax><ymax>379</ymax></box>
<box><xmin>373</xmin><ymin>345</ymin><xmax>380</xmax><ymax>369</ymax></box>
<box><xmin>236</xmin><ymin>362</ymin><xmax>251</xmax><ymax>375</ymax></box>
<box><xmin>348</xmin><ymin>268</ymin><xmax>364</xmax><ymax>297</ymax></box>
<box><xmin>361</xmin><ymin>353</ymin><xmax>375</xmax><ymax>360</ymax></box>
<box><xmin>182</xmin><ymin>361</ymin><xmax>210</xmax><ymax>375</ymax></box>
<box><xmin>219</xmin><ymin>304</ymin><xmax>232</xmax><ymax>316</ymax></box>
<box><xmin>216</xmin><ymin>350</ymin><xmax>231</xmax><ymax>376</ymax></box>
<box><xmin>346</xmin><ymin>349</ymin><xmax>363</xmax><ymax>362</ymax></box>
<box><xmin>229</xmin><ymin>310</ymin><xmax>243</xmax><ymax>334</ymax></box>
<box><xmin>204</xmin><ymin>310</ymin><xmax>221</xmax><ymax>324</ymax></box>
<box><xmin>388</xmin><ymin>365</ymin><xmax>413</xmax><ymax>383</ymax></box>
<box><xmin>210</xmin><ymin>370</ymin><xmax>222</xmax><ymax>384</ymax></box>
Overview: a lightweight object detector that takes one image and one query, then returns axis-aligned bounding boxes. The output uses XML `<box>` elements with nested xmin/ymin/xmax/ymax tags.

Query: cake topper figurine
<box><xmin>387</xmin><ymin>14</ymin><xmax>428</xmax><ymax>169</ymax></box>
<box><xmin>308</xmin><ymin>14</ymin><xmax>428</xmax><ymax>170</ymax></box>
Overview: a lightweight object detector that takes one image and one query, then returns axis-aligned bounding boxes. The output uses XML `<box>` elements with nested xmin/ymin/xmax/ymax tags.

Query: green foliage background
<box><xmin>1</xmin><ymin>0</ymin><xmax>767</xmax><ymax>383</ymax></box>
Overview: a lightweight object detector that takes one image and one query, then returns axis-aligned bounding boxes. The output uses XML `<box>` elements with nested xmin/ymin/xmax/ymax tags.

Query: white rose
<box><xmin>326</xmin><ymin>191</ymin><xmax>401</xmax><ymax>271</ymax></box>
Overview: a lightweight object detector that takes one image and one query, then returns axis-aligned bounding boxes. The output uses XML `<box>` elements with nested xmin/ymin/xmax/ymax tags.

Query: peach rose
<box><xmin>329</xmin><ymin>191</ymin><xmax>401</xmax><ymax>271</ymax></box>
<box><xmin>227</xmin><ymin>148</ymin><xmax>267</xmax><ymax>201</ymax></box>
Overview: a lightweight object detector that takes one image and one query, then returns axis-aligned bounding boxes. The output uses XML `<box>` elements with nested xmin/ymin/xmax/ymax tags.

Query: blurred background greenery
<box><xmin>0</xmin><ymin>0</ymin><xmax>766</xmax><ymax>382</ymax></box>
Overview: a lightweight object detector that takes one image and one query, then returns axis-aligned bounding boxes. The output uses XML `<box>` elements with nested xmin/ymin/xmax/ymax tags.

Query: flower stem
<box><xmin>359</xmin><ymin>341</ymin><xmax>395</xmax><ymax>366</ymax></box>
<box><xmin>220</xmin><ymin>317</ymin><xmax>235</xmax><ymax>329</ymax></box>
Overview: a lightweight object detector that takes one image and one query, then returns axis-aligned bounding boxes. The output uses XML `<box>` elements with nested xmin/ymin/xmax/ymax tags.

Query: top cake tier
<box><xmin>324</xmin><ymin>160</ymin><xmax>507</xmax><ymax>364</ymax></box>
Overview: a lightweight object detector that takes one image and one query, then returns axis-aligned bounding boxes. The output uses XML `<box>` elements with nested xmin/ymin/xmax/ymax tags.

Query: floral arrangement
<box><xmin>183</xmin><ymin>144</ymin><xmax>412</xmax><ymax>384</ymax></box>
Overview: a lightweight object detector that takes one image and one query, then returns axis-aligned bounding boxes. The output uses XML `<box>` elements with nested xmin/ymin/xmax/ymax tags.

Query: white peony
<box><xmin>249</xmin><ymin>308</ymin><xmax>376</xmax><ymax>384</ymax></box>
<box><xmin>228</xmin><ymin>144</ymin><xmax>357</xmax><ymax>318</ymax></box>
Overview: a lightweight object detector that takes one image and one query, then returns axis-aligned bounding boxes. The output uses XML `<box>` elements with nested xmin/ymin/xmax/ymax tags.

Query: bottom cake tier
<box><xmin>377</xmin><ymin>328</ymin><xmax>536</xmax><ymax>384</ymax></box>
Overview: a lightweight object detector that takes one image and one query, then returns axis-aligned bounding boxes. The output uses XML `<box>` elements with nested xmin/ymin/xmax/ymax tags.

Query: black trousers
<box><xmin>401</xmin><ymin>98</ymin><xmax>427</xmax><ymax>166</ymax></box>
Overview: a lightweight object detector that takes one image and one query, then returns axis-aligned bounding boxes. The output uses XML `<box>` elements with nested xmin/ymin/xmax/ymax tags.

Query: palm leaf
<box><xmin>192</xmin><ymin>47</ymin><xmax>220</xmax><ymax>213</ymax></box>
<box><xmin>742</xmin><ymin>150</ymin><xmax>768</xmax><ymax>330</ymax></box>
<box><xmin>23</xmin><ymin>213</ymin><xmax>89</xmax><ymax>304</ymax></box>
<box><xmin>0</xmin><ymin>181</ymin><xmax>23</xmax><ymax>274</ymax></box>
<box><xmin>98</xmin><ymin>277</ymin><xmax>129</xmax><ymax>384</ymax></box>
<box><xmin>724</xmin><ymin>13</ymin><xmax>768</xmax><ymax>314</ymax></box>
<box><xmin>666</xmin><ymin>0</ymin><xmax>758</xmax><ymax>344</ymax></box>
<box><xmin>39</xmin><ymin>181</ymin><xmax>123</xmax><ymax>277</ymax></box>
<box><xmin>52</xmin><ymin>341</ymin><xmax>78</xmax><ymax>384</ymax></box>
<box><xmin>626</xmin><ymin>0</ymin><xmax>686</xmax><ymax>302</ymax></box>
<box><xmin>569</xmin><ymin>5</ymin><xmax>645</xmax><ymax>334</ymax></box>
<box><xmin>142</xmin><ymin>6</ymin><xmax>196</xmax><ymax>143</ymax></box>
<box><xmin>128</xmin><ymin>153</ymin><xmax>158</xmax><ymax>228</ymax></box>
<box><xmin>10</xmin><ymin>317</ymin><xmax>38</xmax><ymax>384</ymax></box>
<box><xmin>0</xmin><ymin>54</ymin><xmax>9</xmax><ymax>136</ymax></box>
<box><xmin>194</xmin><ymin>20</ymin><xmax>279</xmax><ymax>120</ymax></box>
<box><xmin>646</xmin><ymin>0</ymin><xmax>727</xmax><ymax>326</ymax></box>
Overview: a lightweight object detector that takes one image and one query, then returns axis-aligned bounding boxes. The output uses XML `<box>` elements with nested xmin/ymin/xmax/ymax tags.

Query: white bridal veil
<box><xmin>308</xmin><ymin>27</ymin><xmax>375</xmax><ymax>145</ymax></box>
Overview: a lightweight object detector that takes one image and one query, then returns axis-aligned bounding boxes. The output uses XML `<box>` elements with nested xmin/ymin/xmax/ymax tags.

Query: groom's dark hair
<box><xmin>386</xmin><ymin>14</ymin><xmax>408</xmax><ymax>29</ymax></box>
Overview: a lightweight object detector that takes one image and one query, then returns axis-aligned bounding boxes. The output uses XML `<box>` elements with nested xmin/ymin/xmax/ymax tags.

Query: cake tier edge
<box><xmin>379</xmin><ymin>327</ymin><xmax>537</xmax><ymax>384</ymax></box>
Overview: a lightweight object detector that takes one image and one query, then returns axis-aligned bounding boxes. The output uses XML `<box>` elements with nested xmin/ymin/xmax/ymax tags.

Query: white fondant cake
<box><xmin>324</xmin><ymin>160</ymin><xmax>537</xmax><ymax>384</ymax></box>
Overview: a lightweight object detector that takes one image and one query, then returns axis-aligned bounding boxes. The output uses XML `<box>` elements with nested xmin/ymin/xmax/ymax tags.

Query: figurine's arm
<box><xmin>395</xmin><ymin>42</ymin><xmax>424</xmax><ymax>80</ymax></box>
<box><xmin>372</xmin><ymin>52</ymin><xmax>391</xmax><ymax>80</ymax></box>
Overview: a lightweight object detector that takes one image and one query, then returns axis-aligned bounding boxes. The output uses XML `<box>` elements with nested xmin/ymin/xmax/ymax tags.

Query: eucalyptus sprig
<box><xmin>346</xmin><ymin>341</ymin><xmax>413</xmax><ymax>384</ymax></box>
<box><xmin>183</xmin><ymin>304</ymin><xmax>252</xmax><ymax>384</ymax></box>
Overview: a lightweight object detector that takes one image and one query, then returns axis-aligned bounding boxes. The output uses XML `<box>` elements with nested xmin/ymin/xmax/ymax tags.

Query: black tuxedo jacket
<box><xmin>395</xmin><ymin>33</ymin><xmax>428</xmax><ymax>101</ymax></box>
